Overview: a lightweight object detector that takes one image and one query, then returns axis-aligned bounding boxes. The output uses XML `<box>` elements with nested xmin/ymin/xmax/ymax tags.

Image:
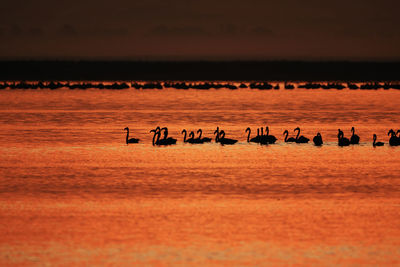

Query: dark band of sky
<box><xmin>0</xmin><ymin>0</ymin><xmax>399</xmax><ymax>61</ymax></box>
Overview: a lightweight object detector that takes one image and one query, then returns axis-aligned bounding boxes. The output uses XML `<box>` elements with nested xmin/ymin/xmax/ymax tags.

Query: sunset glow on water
<box><xmin>0</xmin><ymin>85</ymin><xmax>399</xmax><ymax>265</ymax></box>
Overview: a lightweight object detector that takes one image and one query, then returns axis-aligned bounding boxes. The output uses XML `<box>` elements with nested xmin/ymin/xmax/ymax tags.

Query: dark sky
<box><xmin>1</xmin><ymin>0</ymin><xmax>399</xmax><ymax>60</ymax></box>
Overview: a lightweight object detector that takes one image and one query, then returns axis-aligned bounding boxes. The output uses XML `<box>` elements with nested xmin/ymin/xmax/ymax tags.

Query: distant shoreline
<box><xmin>0</xmin><ymin>61</ymin><xmax>399</xmax><ymax>81</ymax></box>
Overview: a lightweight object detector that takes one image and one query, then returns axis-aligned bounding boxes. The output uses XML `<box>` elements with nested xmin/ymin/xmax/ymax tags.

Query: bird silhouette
<box><xmin>388</xmin><ymin>129</ymin><xmax>399</xmax><ymax>146</ymax></box>
<box><xmin>218</xmin><ymin>130</ymin><xmax>238</xmax><ymax>145</ymax></box>
<box><xmin>161</xmin><ymin>127</ymin><xmax>177</xmax><ymax>145</ymax></box>
<box><xmin>150</xmin><ymin>128</ymin><xmax>161</xmax><ymax>146</ymax></box>
<box><xmin>373</xmin><ymin>134</ymin><xmax>384</xmax><ymax>146</ymax></box>
<box><xmin>214</xmin><ymin>127</ymin><xmax>221</xmax><ymax>142</ymax></box>
<box><xmin>283</xmin><ymin>130</ymin><xmax>296</xmax><ymax>142</ymax></box>
<box><xmin>245</xmin><ymin>127</ymin><xmax>260</xmax><ymax>143</ymax></box>
<box><xmin>260</xmin><ymin>126</ymin><xmax>277</xmax><ymax>144</ymax></box>
<box><xmin>313</xmin><ymin>132</ymin><xmax>323</xmax><ymax>146</ymax></box>
<box><xmin>338</xmin><ymin>129</ymin><xmax>350</xmax><ymax>146</ymax></box>
<box><xmin>150</xmin><ymin>127</ymin><xmax>176</xmax><ymax>146</ymax></box>
<box><xmin>187</xmin><ymin>131</ymin><xmax>204</xmax><ymax>144</ymax></box>
<box><xmin>214</xmin><ymin>127</ymin><xmax>237</xmax><ymax>145</ymax></box>
<box><xmin>124</xmin><ymin>127</ymin><xmax>139</xmax><ymax>144</ymax></box>
<box><xmin>350</xmin><ymin>127</ymin><xmax>360</xmax><ymax>144</ymax></box>
<box><xmin>294</xmin><ymin>127</ymin><xmax>309</xmax><ymax>143</ymax></box>
<box><xmin>197</xmin><ymin>129</ymin><xmax>212</xmax><ymax>143</ymax></box>
<box><xmin>181</xmin><ymin>129</ymin><xmax>190</xmax><ymax>143</ymax></box>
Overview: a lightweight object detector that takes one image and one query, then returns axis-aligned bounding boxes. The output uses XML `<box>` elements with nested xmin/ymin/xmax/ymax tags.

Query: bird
<box><xmin>182</xmin><ymin>129</ymin><xmax>193</xmax><ymax>143</ymax></box>
<box><xmin>350</xmin><ymin>127</ymin><xmax>360</xmax><ymax>144</ymax></box>
<box><xmin>338</xmin><ymin>129</ymin><xmax>350</xmax><ymax>146</ymax></box>
<box><xmin>187</xmin><ymin>131</ymin><xmax>204</xmax><ymax>144</ymax></box>
<box><xmin>160</xmin><ymin>127</ymin><xmax>177</xmax><ymax>145</ymax></box>
<box><xmin>197</xmin><ymin>129</ymin><xmax>212</xmax><ymax>143</ymax></box>
<box><xmin>150</xmin><ymin>127</ymin><xmax>176</xmax><ymax>146</ymax></box>
<box><xmin>214</xmin><ymin>127</ymin><xmax>221</xmax><ymax>142</ymax></box>
<box><xmin>214</xmin><ymin>127</ymin><xmax>237</xmax><ymax>145</ymax></box>
<box><xmin>313</xmin><ymin>133</ymin><xmax>323</xmax><ymax>146</ymax></box>
<box><xmin>150</xmin><ymin>127</ymin><xmax>161</xmax><ymax>146</ymax></box>
<box><xmin>124</xmin><ymin>127</ymin><xmax>139</xmax><ymax>144</ymax></box>
<box><xmin>388</xmin><ymin>129</ymin><xmax>399</xmax><ymax>146</ymax></box>
<box><xmin>181</xmin><ymin>129</ymin><xmax>191</xmax><ymax>143</ymax></box>
<box><xmin>283</xmin><ymin>130</ymin><xmax>296</xmax><ymax>142</ymax></box>
<box><xmin>372</xmin><ymin>134</ymin><xmax>384</xmax><ymax>147</ymax></box>
<box><xmin>294</xmin><ymin>127</ymin><xmax>309</xmax><ymax>143</ymax></box>
<box><xmin>245</xmin><ymin>127</ymin><xmax>260</xmax><ymax>143</ymax></box>
<box><xmin>218</xmin><ymin>130</ymin><xmax>238</xmax><ymax>145</ymax></box>
<box><xmin>260</xmin><ymin>126</ymin><xmax>277</xmax><ymax>144</ymax></box>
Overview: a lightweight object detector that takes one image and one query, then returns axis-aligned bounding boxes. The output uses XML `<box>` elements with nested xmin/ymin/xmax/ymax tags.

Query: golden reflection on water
<box><xmin>0</xmin><ymin>86</ymin><xmax>400</xmax><ymax>265</ymax></box>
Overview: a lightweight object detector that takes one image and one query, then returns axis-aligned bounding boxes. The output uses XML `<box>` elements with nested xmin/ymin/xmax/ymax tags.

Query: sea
<box><xmin>0</xmin><ymin>83</ymin><xmax>399</xmax><ymax>265</ymax></box>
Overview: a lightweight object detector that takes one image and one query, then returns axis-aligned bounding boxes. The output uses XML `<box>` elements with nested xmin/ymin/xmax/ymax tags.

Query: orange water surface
<box><xmin>0</xmin><ymin>85</ymin><xmax>399</xmax><ymax>265</ymax></box>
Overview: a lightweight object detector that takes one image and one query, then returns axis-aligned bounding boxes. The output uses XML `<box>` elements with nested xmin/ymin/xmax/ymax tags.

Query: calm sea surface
<box><xmin>0</xmin><ymin>84</ymin><xmax>399</xmax><ymax>265</ymax></box>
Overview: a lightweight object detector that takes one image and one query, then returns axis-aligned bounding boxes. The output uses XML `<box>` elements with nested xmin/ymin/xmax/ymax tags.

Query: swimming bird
<box><xmin>283</xmin><ymin>130</ymin><xmax>296</xmax><ymax>142</ymax></box>
<box><xmin>338</xmin><ymin>129</ymin><xmax>350</xmax><ymax>146</ymax></box>
<box><xmin>161</xmin><ymin>127</ymin><xmax>177</xmax><ymax>145</ymax></box>
<box><xmin>350</xmin><ymin>127</ymin><xmax>360</xmax><ymax>144</ymax></box>
<box><xmin>181</xmin><ymin>129</ymin><xmax>191</xmax><ymax>143</ymax></box>
<box><xmin>150</xmin><ymin>127</ymin><xmax>176</xmax><ymax>146</ymax></box>
<box><xmin>218</xmin><ymin>130</ymin><xmax>238</xmax><ymax>145</ymax></box>
<box><xmin>150</xmin><ymin>128</ymin><xmax>161</xmax><ymax>146</ymax></box>
<box><xmin>373</xmin><ymin>134</ymin><xmax>384</xmax><ymax>146</ymax></box>
<box><xmin>214</xmin><ymin>127</ymin><xmax>221</xmax><ymax>142</ymax></box>
<box><xmin>197</xmin><ymin>129</ymin><xmax>212</xmax><ymax>143</ymax></box>
<box><xmin>187</xmin><ymin>131</ymin><xmax>204</xmax><ymax>144</ymax></box>
<box><xmin>245</xmin><ymin>127</ymin><xmax>260</xmax><ymax>143</ymax></box>
<box><xmin>313</xmin><ymin>132</ymin><xmax>323</xmax><ymax>146</ymax></box>
<box><xmin>388</xmin><ymin>129</ymin><xmax>399</xmax><ymax>146</ymax></box>
<box><xmin>294</xmin><ymin>127</ymin><xmax>309</xmax><ymax>143</ymax></box>
<box><xmin>261</xmin><ymin>126</ymin><xmax>277</xmax><ymax>144</ymax></box>
<box><xmin>124</xmin><ymin>127</ymin><xmax>139</xmax><ymax>144</ymax></box>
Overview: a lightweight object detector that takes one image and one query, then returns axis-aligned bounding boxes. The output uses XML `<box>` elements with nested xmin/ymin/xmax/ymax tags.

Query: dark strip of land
<box><xmin>0</xmin><ymin>61</ymin><xmax>399</xmax><ymax>81</ymax></box>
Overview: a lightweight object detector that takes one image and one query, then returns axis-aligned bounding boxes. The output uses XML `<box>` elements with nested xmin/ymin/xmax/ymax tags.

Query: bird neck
<box><xmin>182</xmin><ymin>130</ymin><xmax>187</xmax><ymax>142</ymax></box>
<box><xmin>156</xmin><ymin>132</ymin><xmax>161</xmax><ymax>144</ymax></box>
<box><xmin>151</xmin><ymin>132</ymin><xmax>156</xmax><ymax>145</ymax></box>
<box><xmin>215</xmin><ymin>133</ymin><xmax>219</xmax><ymax>142</ymax></box>
<box><xmin>214</xmin><ymin>128</ymin><xmax>220</xmax><ymax>142</ymax></box>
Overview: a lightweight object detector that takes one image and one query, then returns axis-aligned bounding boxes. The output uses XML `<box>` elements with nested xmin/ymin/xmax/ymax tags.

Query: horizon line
<box><xmin>1</xmin><ymin>59</ymin><xmax>400</xmax><ymax>63</ymax></box>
